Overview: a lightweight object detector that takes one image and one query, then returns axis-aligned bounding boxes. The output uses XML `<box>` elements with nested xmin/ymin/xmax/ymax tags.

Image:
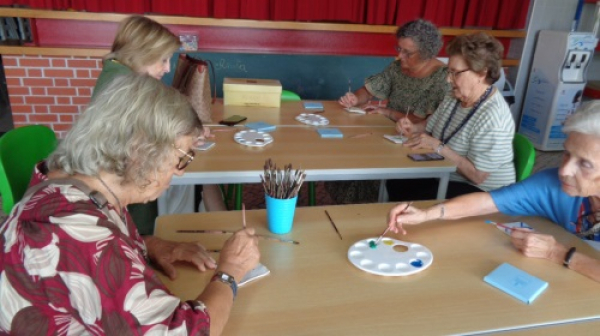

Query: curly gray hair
<box><xmin>47</xmin><ymin>73</ymin><xmax>202</xmax><ymax>188</ymax></box>
<box><xmin>396</xmin><ymin>19</ymin><xmax>443</xmax><ymax>60</ymax></box>
<box><xmin>563</xmin><ymin>100</ymin><xmax>600</xmax><ymax>137</ymax></box>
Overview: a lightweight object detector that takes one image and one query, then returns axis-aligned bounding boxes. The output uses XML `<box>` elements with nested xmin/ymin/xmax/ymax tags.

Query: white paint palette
<box><xmin>348</xmin><ymin>238</ymin><xmax>433</xmax><ymax>276</ymax></box>
<box><xmin>234</xmin><ymin>130</ymin><xmax>273</xmax><ymax>147</ymax></box>
<box><xmin>295</xmin><ymin>113</ymin><xmax>329</xmax><ymax>126</ymax></box>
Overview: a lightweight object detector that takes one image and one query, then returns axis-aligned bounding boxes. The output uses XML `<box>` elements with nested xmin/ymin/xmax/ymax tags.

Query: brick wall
<box><xmin>4</xmin><ymin>55</ymin><xmax>102</xmax><ymax>138</ymax></box>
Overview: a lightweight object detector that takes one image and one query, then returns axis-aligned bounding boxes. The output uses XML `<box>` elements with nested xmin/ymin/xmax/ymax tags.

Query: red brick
<box><xmin>6</xmin><ymin>78</ymin><xmax>21</xmax><ymax>86</ymax></box>
<box><xmin>56</xmin><ymin>97</ymin><xmax>71</xmax><ymax>104</ymax></box>
<box><xmin>34</xmin><ymin>105</ymin><xmax>49</xmax><ymax>113</ymax></box>
<box><xmin>3</xmin><ymin>57</ymin><xmax>17</xmax><ymax>67</ymax></box>
<box><xmin>54</xmin><ymin>79</ymin><xmax>69</xmax><ymax>86</ymax></box>
<box><xmin>51</xmin><ymin>59</ymin><xmax>66</xmax><ymax>67</ymax></box>
<box><xmin>78</xmin><ymin>87</ymin><xmax>92</xmax><ymax>96</ymax></box>
<box><xmin>68</xmin><ymin>59</ymin><xmax>98</xmax><ymax>68</ymax></box>
<box><xmin>11</xmin><ymin>114</ymin><xmax>28</xmax><ymax>123</ymax></box>
<box><xmin>44</xmin><ymin>69</ymin><xmax>74</xmax><ymax>78</ymax></box>
<box><xmin>59</xmin><ymin>115</ymin><xmax>74</xmax><ymax>123</ymax></box>
<box><xmin>47</xmin><ymin>87</ymin><xmax>77</xmax><ymax>96</ymax></box>
<box><xmin>50</xmin><ymin>105</ymin><xmax>79</xmax><ymax>113</ymax></box>
<box><xmin>9</xmin><ymin>96</ymin><xmax>24</xmax><ymax>105</ymax></box>
<box><xmin>7</xmin><ymin>86</ymin><xmax>29</xmax><ymax>95</ymax></box>
<box><xmin>25</xmin><ymin>96</ymin><xmax>55</xmax><ymax>105</ymax></box>
<box><xmin>29</xmin><ymin>114</ymin><xmax>59</xmax><ymax>123</ymax></box>
<box><xmin>70</xmin><ymin>78</ymin><xmax>97</xmax><ymax>87</ymax></box>
<box><xmin>20</xmin><ymin>58</ymin><xmax>50</xmax><ymax>67</ymax></box>
<box><xmin>75</xmin><ymin>69</ymin><xmax>90</xmax><ymax>78</ymax></box>
<box><xmin>4</xmin><ymin>68</ymin><xmax>26</xmax><ymax>77</ymax></box>
<box><xmin>91</xmin><ymin>69</ymin><xmax>101</xmax><ymax>78</ymax></box>
<box><xmin>27</xmin><ymin>69</ymin><xmax>43</xmax><ymax>77</ymax></box>
<box><xmin>31</xmin><ymin>87</ymin><xmax>46</xmax><ymax>95</ymax></box>
<box><xmin>11</xmin><ymin>105</ymin><xmax>33</xmax><ymax>113</ymax></box>
<box><xmin>53</xmin><ymin>123</ymin><xmax>73</xmax><ymax>132</ymax></box>
<box><xmin>23</xmin><ymin>78</ymin><xmax>53</xmax><ymax>86</ymax></box>
<box><xmin>72</xmin><ymin>96</ymin><xmax>90</xmax><ymax>105</ymax></box>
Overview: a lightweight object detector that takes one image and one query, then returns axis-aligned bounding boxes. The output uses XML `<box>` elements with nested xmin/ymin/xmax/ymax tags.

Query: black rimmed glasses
<box><xmin>175</xmin><ymin>147</ymin><xmax>195</xmax><ymax>170</ymax></box>
<box><xmin>394</xmin><ymin>46</ymin><xmax>419</xmax><ymax>58</ymax></box>
<box><xmin>448</xmin><ymin>68</ymin><xmax>470</xmax><ymax>80</ymax></box>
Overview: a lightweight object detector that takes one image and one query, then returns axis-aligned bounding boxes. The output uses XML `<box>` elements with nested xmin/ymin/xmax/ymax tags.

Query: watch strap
<box><xmin>563</xmin><ymin>247</ymin><xmax>576</xmax><ymax>268</ymax></box>
<box><xmin>211</xmin><ymin>271</ymin><xmax>238</xmax><ymax>299</ymax></box>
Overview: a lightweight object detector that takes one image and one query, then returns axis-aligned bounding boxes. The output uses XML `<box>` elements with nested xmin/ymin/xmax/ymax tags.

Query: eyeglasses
<box><xmin>395</xmin><ymin>46</ymin><xmax>419</xmax><ymax>58</ymax></box>
<box><xmin>175</xmin><ymin>147</ymin><xmax>195</xmax><ymax>170</ymax></box>
<box><xmin>448</xmin><ymin>69</ymin><xmax>470</xmax><ymax>80</ymax></box>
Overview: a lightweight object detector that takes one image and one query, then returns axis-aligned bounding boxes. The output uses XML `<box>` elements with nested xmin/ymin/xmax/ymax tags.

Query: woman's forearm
<box><xmin>439</xmin><ymin>145</ymin><xmax>489</xmax><ymax>185</ymax></box>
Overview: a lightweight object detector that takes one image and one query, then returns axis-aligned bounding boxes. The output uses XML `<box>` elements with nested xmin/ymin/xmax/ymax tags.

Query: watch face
<box><xmin>217</xmin><ymin>272</ymin><xmax>234</xmax><ymax>283</ymax></box>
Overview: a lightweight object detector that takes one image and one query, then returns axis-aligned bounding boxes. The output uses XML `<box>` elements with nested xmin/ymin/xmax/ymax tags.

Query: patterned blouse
<box><xmin>0</xmin><ymin>163</ymin><xmax>211</xmax><ymax>335</ymax></box>
<box><xmin>365</xmin><ymin>60</ymin><xmax>449</xmax><ymax>119</ymax></box>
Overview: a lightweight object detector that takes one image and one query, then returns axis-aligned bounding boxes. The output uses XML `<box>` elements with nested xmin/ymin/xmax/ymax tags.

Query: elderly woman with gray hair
<box><xmin>0</xmin><ymin>74</ymin><xmax>259</xmax><ymax>335</ymax></box>
<box><xmin>331</xmin><ymin>19</ymin><xmax>449</xmax><ymax>205</ymax></box>
<box><xmin>339</xmin><ymin>18</ymin><xmax>449</xmax><ymax>121</ymax></box>
<box><xmin>388</xmin><ymin>100</ymin><xmax>600</xmax><ymax>283</ymax></box>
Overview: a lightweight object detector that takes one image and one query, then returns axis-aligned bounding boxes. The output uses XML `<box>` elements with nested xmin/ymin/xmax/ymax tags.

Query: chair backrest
<box><xmin>0</xmin><ymin>125</ymin><xmax>58</xmax><ymax>214</ymax></box>
<box><xmin>281</xmin><ymin>89</ymin><xmax>301</xmax><ymax>101</ymax></box>
<box><xmin>513</xmin><ymin>133</ymin><xmax>535</xmax><ymax>182</ymax></box>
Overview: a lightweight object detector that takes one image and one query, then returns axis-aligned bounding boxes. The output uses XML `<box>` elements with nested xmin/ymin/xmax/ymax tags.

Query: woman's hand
<box><xmin>396</xmin><ymin>117</ymin><xmax>413</xmax><ymax>136</ymax></box>
<box><xmin>201</xmin><ymin>126</ymin><xmax>214</xmax><ymax>139</ymax></box>
<box><xmin>338</xmin><ymin>92</ymin><xmax>358</xmax><ymax>108</ymax></box>
<box><xmin>217</xmin><ymin>228</ymin><xmax>260</xmax><ymax>280</ymax></box>
<box><xmin>510</xmin><ymin>230</ymin><xmax>560</xmax><ymax>260</ymax></box>
<box><xmin>145</xmin><ymin>236</ymin><xmax>217</xmax><ymax>280</ymax></box>
<box><xmin>403</xmin><ymin>133</ymin><xmax>442</xmax><ymax>151</ymax></box>
<box><xmin>387</xmin><ymin>203</ymin><xmax>427</xmax><ymax>235</ymax></box>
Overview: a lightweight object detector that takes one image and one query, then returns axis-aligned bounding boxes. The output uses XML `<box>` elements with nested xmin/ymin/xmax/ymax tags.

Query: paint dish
<box><xmin>347</xmin><ymin>238</ymin><xmax>433</xmax><ymax>277</ymax></box>
<box><xmin>234</xmin><ymin>130</ymin><xmax>273</xmax><ymax>147</ymax></box>
<box><xmin>295</xmin><ymin>113</ymin><xmax>329</xmax><ymax>126</ymax></box>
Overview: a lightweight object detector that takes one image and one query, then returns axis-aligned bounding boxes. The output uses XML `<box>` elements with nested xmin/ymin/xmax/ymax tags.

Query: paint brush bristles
<box><xmin>262</xmin><ymin>159</ymin><xmax>306</xmax><ymax>199</ymax></box>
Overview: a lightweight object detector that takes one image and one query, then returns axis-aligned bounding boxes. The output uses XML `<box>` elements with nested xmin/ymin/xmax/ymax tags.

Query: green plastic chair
<box><xmin>513</xmin><ymin>133</ymin><xmax>535</xmax><ymax>182</ymax></box>
<box><xmin>281</xmin><ymin>90</ymin><xmax>301</xmax><ymax>101</ymax></box>
<box><xmin>0</xmin><ymin>125</ymin><xmax>58</xmax><ymax>214</ymax></box>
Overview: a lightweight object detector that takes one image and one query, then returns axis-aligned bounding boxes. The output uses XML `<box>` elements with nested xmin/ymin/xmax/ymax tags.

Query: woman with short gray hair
<box><xmin>387</xmin><ymin>100</ymin><xmax>600</xmax><ymax>283</ymax></box>
<box><xmin>0</xmin><ymin>74</ymin><xmax>260</xmax><ymax>334</ymax></box>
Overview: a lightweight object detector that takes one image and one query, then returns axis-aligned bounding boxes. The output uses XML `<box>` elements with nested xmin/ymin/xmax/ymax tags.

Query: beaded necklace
<box><xmin>439</xmin><ymin>85</ymin><xmax>493</xmax><ymax>145</ymax></box>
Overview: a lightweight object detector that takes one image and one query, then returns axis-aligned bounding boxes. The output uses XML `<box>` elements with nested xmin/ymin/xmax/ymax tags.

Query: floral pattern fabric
<box><xmin>0</xmin><ymin>163</ymin><xmax>210</xmax><ymax>335</ymax></box>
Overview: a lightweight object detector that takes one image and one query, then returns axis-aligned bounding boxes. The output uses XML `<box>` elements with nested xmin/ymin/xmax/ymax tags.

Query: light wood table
<box><xmin>208</xmin><ymin>100</ymin><xmax>395</xmax><ymax>128</ymax></box>
<box><xmin>155</xmin><ymin>202</ymin><xmax>600</xmax><ymax>336</ymax></box>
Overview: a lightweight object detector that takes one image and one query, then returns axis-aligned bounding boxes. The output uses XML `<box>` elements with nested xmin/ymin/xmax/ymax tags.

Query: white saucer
<box><xmin>295</xmin><ymin>113</ymin><xmax>329</xmax><ymax>126</ymax></box>
<box><xmin>347</xmin><ymin>237</ymin><xmax>433</xmax><ymax>276</ymax></box>
<box><xmin>234</xmin><ymin>130</ymin><xmax>273</xmax><ymax>147</ymax></box>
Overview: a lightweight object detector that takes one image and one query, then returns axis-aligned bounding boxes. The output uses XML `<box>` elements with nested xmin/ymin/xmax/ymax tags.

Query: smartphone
<box><xmin>407</xmin><ymin>153</ymin><xmax>445</xmax><ymax>161</ymax></box>
<box><xmin>219</xmin><ymin>115</ymin><xmax>247</xmax><ymax>126</ymax></box>
<box><xmin>195</xmin><ymin>141</ymin><xmax>215</xmax><ymax>151</ymax></box>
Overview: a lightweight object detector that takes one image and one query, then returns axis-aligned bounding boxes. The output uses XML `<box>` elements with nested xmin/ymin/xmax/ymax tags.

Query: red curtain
<box><xmin>5</xmin><ymin>0</ymin><xmax>530</xmax><ymax>29</ymax></box>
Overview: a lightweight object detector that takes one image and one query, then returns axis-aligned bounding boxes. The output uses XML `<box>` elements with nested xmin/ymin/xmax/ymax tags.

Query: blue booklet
<box><xmin>303</xmin><ymin>101</ymin><xmax>324</xmax><ymax>110</ymax></box>
<box><xmin>484</xmin><ymin>263</ymin><xmax>548</xmax><ymax>304</ymax></box>
<box><xmin>317</xmin><ymin>128</ymin><xmax>343</xmax><ymax>138</ymax></box>
<box><xmin>245</xmin><ymin>121</ymin><xmax>276</xmax><ymax>132</ymax></box>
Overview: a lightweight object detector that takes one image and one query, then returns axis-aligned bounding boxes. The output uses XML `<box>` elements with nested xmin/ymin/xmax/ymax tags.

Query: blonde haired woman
<box><xmin>93</xmin><ymin>15</ymin><xmax>227</xmax><ymax>236</ymax></box>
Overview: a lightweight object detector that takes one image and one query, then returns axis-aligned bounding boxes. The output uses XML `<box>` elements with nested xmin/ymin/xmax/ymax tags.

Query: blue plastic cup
<box><xmin>265</xmin><ymin>194</ymin><xmax>298</xmax><ymax>234</ymax></box>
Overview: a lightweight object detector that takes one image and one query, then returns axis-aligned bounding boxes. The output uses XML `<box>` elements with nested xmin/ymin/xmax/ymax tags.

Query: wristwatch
<box><xmin>211</xmin><ymin>271</ymin><xmax>238</xmax><ymax>299</ymax></box>
<box><xmin>435</xmin><ymin>143</ymin><xmax>445</xmax><ymax>155</ymax></box>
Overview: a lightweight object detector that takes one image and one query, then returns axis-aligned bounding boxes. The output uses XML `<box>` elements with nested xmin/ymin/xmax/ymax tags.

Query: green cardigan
<box><xmin>91</xmin><ymin>59</ymin><xmax>132</xmax><ymax>100</ymax></box>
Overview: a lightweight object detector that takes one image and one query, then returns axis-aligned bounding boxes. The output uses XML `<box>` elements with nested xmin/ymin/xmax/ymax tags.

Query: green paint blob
<box><xmin>369</xmin><ymin>240</ymin><xmax>377</xmax><ymax>249</ymax></box>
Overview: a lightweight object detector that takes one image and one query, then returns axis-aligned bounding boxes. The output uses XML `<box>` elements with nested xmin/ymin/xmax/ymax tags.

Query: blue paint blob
<box><xmin>369</xmin><ymin>240</ymin><xmax>377</xmax><ymax>249</ymax></box>
<box><xmin>410</xmin><ymin>259</ymin><xmax>423</xmax><ymax>268</ymax></box>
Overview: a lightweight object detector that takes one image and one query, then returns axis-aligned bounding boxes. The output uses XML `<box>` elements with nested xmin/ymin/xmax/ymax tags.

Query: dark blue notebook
<box><xmin>484</xmin><ymin>263</ymin><xmax>548</xmax><ymax>304</ymax></box>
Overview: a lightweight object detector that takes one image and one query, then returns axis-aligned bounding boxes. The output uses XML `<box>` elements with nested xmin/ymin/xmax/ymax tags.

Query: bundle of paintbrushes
<box><xmin>261</xmin><ymin>159</ymin><xmax>306</xmax><ymax>199</ymax></box>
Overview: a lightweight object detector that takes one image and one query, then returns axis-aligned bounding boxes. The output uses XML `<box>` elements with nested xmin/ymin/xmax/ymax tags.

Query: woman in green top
<box><xmin>330</xmin><ymin>19</ymin><xmax>449</xmax><ymax>204</ymax></box>
<box><xmin>93</xmin><ymin>16</ymin><xmax>227</xmax><ymax>235</ymax></box>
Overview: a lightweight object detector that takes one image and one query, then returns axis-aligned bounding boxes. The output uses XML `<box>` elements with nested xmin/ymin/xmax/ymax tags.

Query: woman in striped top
<box><xmin>389</xmin><ymin>32</ymin><xmax>515</xmax><ymax>201</ymax></box>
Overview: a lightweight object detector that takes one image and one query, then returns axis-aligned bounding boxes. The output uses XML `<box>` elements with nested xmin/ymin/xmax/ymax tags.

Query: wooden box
<box><xmin>223</xmin><ymin>78</ymin><xmax>282</xmax><ymax>107</ymax></box>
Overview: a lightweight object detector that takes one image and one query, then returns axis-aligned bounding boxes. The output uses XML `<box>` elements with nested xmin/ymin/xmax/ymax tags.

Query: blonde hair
<box><xmin>104</xmin><ymin>16</ymin><xmax>180</xmax><ymax>72</ymax></box>
<box><xmin>48</xmin><ymin>73</ymin><xmax>202</xmax><ymax>188</ymax></box>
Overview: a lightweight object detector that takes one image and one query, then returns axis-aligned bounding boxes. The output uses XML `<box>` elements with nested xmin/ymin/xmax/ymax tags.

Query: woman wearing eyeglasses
<box><xmin>388</xmin><ymin>100</ymin><xmax>600</xmax><ymax>282</ymax></box>
<box><xmin>389</xmin><ymin>32</ymin><xmax>515</xmax><ymax>201</ymax></box>
<box><xmin>338</xmin><ymin>19</ymin><xmax>449</xmax><ymax>122</ymax></box>
<box><xmin>330</xmin><ymin>19</ymin><xmax>449</xmax><ymax>205</ymax></box>
<box><xmin>0</xmin><ymin>74</ymin><xmax>260</xmax><ymax>334</ymax></box>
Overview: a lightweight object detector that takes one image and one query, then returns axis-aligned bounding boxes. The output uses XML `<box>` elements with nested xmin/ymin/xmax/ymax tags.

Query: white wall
<box><xmin>580</xmin><ymin>2</ymin><xmax>600</xmax><ymax>81</ymax></box>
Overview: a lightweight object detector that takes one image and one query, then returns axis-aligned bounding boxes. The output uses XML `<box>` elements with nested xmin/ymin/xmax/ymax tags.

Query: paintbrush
<box><xmin>177</xmin><ymin>229</ymin><xmax>300</xmax><ymax>245</ymax></box>
<box><xmin>324</xmin><ymin>210</ymin><xmax>342</xmax><ymax>240</ymax></box>
<box><xmin>373</xmin><ymin>202</ymin><xmax>412</xmax><ymax>246</ymax></box>
<box><xmin>242</xmin><ymin>203</ymin><xmax>246</xmax><ymax>228</ymax></box>
<box><xmin>351</xmin><ymin>132</ymin><xmax>372</xmax><ymax>139</ymax></box>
